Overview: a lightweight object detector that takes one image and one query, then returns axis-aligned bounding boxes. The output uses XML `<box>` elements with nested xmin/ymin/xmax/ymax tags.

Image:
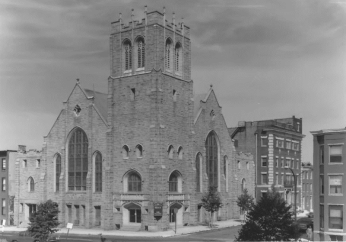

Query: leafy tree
<box><xmin>201</xmin><ymin>186</ymin><xmax>223</xmax><ymax>228</ymax></box>
<box><xmin>236</xmin><ymin>188</ymin><xmax>254</xmax><ymax>222</ymax></box>
<box><xmin>235</xmin><ymin>188</ymin><xmax>297</xmax><ymax>241</ymax></box>
<box><xmin>27</xmin><ymin>199</ymin><xmax>60</xmax><ymax>242</ymax></box>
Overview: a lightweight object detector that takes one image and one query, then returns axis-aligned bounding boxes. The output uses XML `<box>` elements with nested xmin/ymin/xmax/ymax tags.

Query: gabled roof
<box><xmin>193</xmin><ymin>86</ymin><xmax>222</xmax><ymax>124</ymax></box>
<box><xmin>84</xmin><ymin>89</ymin><xmax>108</xmax><ymax>121</ymax></box>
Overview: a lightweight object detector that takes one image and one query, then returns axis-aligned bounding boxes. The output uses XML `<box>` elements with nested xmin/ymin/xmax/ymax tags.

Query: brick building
<box><xmin>0</xmin><ymin>150</ymin><xmax>16</xmax><ymax>225</ymax></box>
<box><xmin>311</xmin><ymin>128</ymin><xmax>346</xmax><ymax>241</ymax></box>
<box><xmin>229</xmin><ymin>117</ymin><xmax>304</xmax><ymax>208</ymax></box>
<box><xmin>301</xmin><ymin>162</ymin><xmax>313</xmax><ymax>212</ymax></box>
<box><xmin>13</xmin><ymin>8</ymin><xmax>254</xmax><ymax>231</ymax></box>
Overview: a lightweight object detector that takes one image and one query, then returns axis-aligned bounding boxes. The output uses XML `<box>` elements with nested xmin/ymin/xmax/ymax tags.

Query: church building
<box><xmin>13</xmin><ymin>8</ymin><xmax>254</xmax><ymax>231</ymax></box>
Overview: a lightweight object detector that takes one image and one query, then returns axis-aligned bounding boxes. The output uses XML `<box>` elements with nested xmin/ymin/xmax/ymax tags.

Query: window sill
<box><xmin>328</xmin><ymin>228</ymin><xmax>343</xmax><ymax>232</ymax></box>
<box><xmin>329</xmin><ymin>193</ymin><xmax>343</xmax><ymax>196</ymax></box>
<box><xmin>328</xmin><ymin>162</ymin><xmax>343</xmax><ymax>165</ymax></box>
<box><xmin>136</xmin><ymin>67</ymin><xmax>145</xmax><ymax>72</ymax></box>
<box><xmin>93</xmin><ymin>192</ymin><xmax>102</xmax><ymax>194</ymax></box>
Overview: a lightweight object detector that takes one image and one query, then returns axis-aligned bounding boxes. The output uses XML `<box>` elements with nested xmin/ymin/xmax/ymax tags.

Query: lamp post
<box><xmin>284</xmin><ymin>166</ymin><xmax>300</xmax><ymax>221</ymax></box>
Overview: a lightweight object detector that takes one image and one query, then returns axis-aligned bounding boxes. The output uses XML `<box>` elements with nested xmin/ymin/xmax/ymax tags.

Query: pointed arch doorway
<box><xmin>169</xmin><ymin>203</ymin><xmax>183</xmax><ymax>226</ymax></box>
<box><xmin>123</xmin><ymin>203</ymin><xmax>142</xmax><ymax>226</ymax></box>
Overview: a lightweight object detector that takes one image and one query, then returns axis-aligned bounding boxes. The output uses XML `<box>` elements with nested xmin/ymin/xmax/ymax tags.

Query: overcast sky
<box><xmin>1</xmin><ymin>0</ymin><xmax>345</xmax><ymax>163</ymax></box>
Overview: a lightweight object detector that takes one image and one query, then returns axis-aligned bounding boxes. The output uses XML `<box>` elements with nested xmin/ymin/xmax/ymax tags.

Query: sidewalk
<box><xmin>2</xmin><ymin>219</ymin><xmax>242</xmax><ymax>238</ymax></box>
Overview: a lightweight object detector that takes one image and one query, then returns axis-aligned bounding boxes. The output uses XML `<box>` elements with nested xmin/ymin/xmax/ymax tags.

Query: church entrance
<box><xmin>169</xmin><ymin>203</ymin><xmax>183</xmax><ymax>226</ymax></box>
<box><xmin>129</xmin><ymin>208</ymin><xmax>141</xmax><ymax>223</ymax></box>
<box><xmin>123</xmin><ymin>203</ymin><xmax>142</xmax><ymax>226</ymax></box>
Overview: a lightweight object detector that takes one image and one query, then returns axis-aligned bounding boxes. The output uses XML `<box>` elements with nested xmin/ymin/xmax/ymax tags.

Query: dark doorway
<box><xmin>129</xmin><ymin>209</ymin><xmax>141</xmax><ymax>223</ymax></box>
<box><xmin>95</xmin><ymin>206</ymin><xmax>101</xmax><ymax>226</ymax></box>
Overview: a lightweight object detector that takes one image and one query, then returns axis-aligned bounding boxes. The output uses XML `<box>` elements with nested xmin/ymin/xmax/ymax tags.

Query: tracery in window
<box><xmin>174</xmin><ymin>42</ymin><xmax>182</xmax><ymax>74</ymax></box>
<box><xmin>123</xmin><ymin>40</ymin><xmax>132</xmax><ymax>71</ymax></box>
<box><xmin>128</xmin><ymin>172</ymin><xmax>141</xmax><ymax>192</ymax></box>
<box><xmin>165</xmin><ymin>38</ymin><xmax>173</xmax><ymax>71</ymax></box>
<box><xmin>136</xmin><ymin>37</ymin><xmax>145</xmax><ymax>69</ymax></box>
<box><xmin>68</xmin><ymin>128</ymin><xmax>88</xmax><ymax>191</ymax></box>
<box><xmin>206</xmin><ymin>131</ymin><xmax>218</xmax><ymax>187</ymax></box>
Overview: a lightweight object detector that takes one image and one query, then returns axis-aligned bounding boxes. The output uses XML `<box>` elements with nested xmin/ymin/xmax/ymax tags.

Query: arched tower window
<box><xmin>135</xmin><ymin>37</ymin><xmax>145</xmax><ymax>69</ymax></box>
<box><xmin>128</xmin><ymin>172</ymin><xmax>141</xmax><ymax>192</ymax></box>
<box><xmin>165</xmin><ymin>38</ymin><xmax>173</xmax><ymax>71</ymax></box>
<box><xmin>177</xmin><ymin>146</ymin><xmax>183</xmax><ymax>160</ymax></box>
<box><xmin>241</xmin><ymin>178</ymin><xmax>246</xmax><ymax>192</ymax></box>
<box><xmin>94</xmin><ymin>152</ymin><xmax>102</xmax><ymax>192</ymax></box>
<box><xmin>123</xmin><ymin>40</ymin><xmax>132</xmax><ymax>71</ymax></box>
<box><xmin>68</xmin><ymin>128</ymin><xmax>88</xmax><ymax>191</ymax></box>
<box><xmin>169</xmin><ymin>171</ymin><xmax>182</xmax><ymax>193</ymax></box>
<box><xmin>196</xmin><ymin>153</ymin><xmax>202</xmax><ymax>192</ymax></box>
<box><xmin>135</xmin><ymin>144</ymin><xmax>143</xmax><ymax>158</ymax></box>
<box><xmin>28</xmin><ymin>177</ymin><xmax>35</xmax><ymax>192</ymax></box>
<box><xmin>175</xmin><ymin>42</ymin><xmax>182</xmax><ymax>75</ymax></box>
<box><xmin>122</xmin><ymin>145</ymin><xmax>129</xmax><ymax>159</ymax></box>
<box><xmin>55</xmin><ymin>154</ymin><xmax>61</xmax><ymax>192</ymax></box>
<box><xmin>168</xmin><ymin>145</ymin><xmax>174</xmax><ymax>159</ymax></box>
<box><xmin>205</xmin><ymin>132</ymin><xmax>218</xmax><ymax>187</ymax></box>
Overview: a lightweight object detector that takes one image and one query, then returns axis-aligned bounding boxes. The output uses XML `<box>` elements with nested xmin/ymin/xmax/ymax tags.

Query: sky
<box><xmin>0</xmin><ymin>0</ymin><xmax>345</xmax><ymax>163</ymax></box>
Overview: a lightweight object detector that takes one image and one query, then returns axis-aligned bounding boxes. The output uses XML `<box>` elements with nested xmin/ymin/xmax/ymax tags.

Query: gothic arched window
<box><xmin>175</xmin><ymin>42</ymin><xmax>182</xmax><ymax>74</ymax></box>
<box><xmin>55</xmin><ymin>154</ymin><xmax>61</xmax><ymax>191</ymax></box>
<box><xmin>136</xmin><ymin>37</ymin><xmax>145</xmax><ymax>69</ymax></box>
<box><xmin>196</xmin><ymin>153</ymin><xmax>202</xmax><ymax>192</ymax></box>
<box><xmin>169</xmin><ymin>172</ymin><xmax>178</xmax><ymax>192</ymax></box>
<box><xmin>123</xmin><ymin>40</ymin><xmax>132</xmax><ymax>71</ymax></box>
<box><xmin>241</xmin><ymin>178</ymin><xmax>246</xmax><ymax>192</ymax></box>
<box><xmin>28</xmin><ymin>177</ymin><xmax>35</xmax><ymax>192</ymax></box>
<box><xmin>165</xmin><ymin>38</ymin><xmax>173</xmax><ymax>71</ymax></box>
<box><xmin>206</xmin><ymin>132</ymin><xmax>218</xmax><ymax>187</ymax></box>
<box><xmin>94</xmin><ymin>152</ymin><xmax>102</xmax><ymax>192</ymax></box>
<box><xmin>128</xmin><ymin>172</ymin><xmax>141</xmax><ymax>192</ymax></box>
<box><xmin>68</xmin><ymin>128</ymin><xmax>88</xmax><ymax>191</ymax></box>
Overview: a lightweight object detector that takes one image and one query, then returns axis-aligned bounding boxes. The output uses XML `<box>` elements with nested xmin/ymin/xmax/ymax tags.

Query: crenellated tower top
<box><xmin>109</xmin><ymin>7</ymin><xmax>191</xmax><ymax>81</ymax></box>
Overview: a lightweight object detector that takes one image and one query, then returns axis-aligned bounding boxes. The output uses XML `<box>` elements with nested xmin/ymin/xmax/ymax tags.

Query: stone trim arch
<box><xmin>92</xmin><ymin>151</ymin><xmax>102</xmax><ymax>193</ymax></box>
<box><xmin>167</xmin><ymin>170</ymin><xmax>183</xmax><ymax>193</ymax></box>
<box><xmin>53</xmin><ymin>153</ymin><xmax>62</xmax><ymax>192</ymax></box>
<box><xmin>205</xmin><ymin>130</ymin><xmax>221</xmax><ymax>191</ymax></box>
<box><xmin>122</xmin><ymin>169</ymin><xmax>143</xmax><ymax>193</ymax></box>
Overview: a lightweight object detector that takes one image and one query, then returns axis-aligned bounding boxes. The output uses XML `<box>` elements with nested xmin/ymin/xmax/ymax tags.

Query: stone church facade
<box><xmin>13</xmin><ymin>9</ymin><xmax>254</xmax><ymax>231</ymax></box>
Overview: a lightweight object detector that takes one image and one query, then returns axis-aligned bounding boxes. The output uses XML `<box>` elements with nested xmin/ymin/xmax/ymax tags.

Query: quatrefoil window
<box><xmin>74</xmin><ymin>105</ymin><xmax>81</xmax><ymax>115</ymax></box>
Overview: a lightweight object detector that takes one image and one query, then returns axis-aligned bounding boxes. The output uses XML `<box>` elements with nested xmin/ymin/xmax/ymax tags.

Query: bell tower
<box><xmin>109</xmin><ymin>7</ymin><xmax>191</xmax><ymax>81</ymax></box>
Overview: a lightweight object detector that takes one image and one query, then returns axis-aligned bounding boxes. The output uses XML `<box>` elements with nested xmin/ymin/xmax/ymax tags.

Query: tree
<box><xmin>235</xmin><ymin>188</ymin><xmax>296</xmax><ymax>241</ymax></box>
<box><xmin>27</xmin><ymin>199</ymin><xmax>60</xmax><ymax>242</ymax></box>
<box><xmin>201</xmin><ymin>186</ymin><xmax>223</xmax><ymax>228</ymax></box>
<box><xmin>236</xmin><ymin>188</ymin><xmax>254</xmax><ymax>222</ymax></box>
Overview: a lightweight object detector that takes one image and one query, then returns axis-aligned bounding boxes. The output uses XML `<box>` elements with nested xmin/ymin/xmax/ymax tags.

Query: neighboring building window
<box><xmin>320</xmin><ymin>175</ymin><xmax>324</xmax><ymax>194</ymax></box>
<box><xmin>123</xmin><ymin>40</ymin><xmax>132</xmax><ymax>71</ymax></box>
<box><xmin>28</xmin><ymin>177</ymin><xmax>34</xmax><ymax>192</ymax></box>
<box><xmin>1</xmin><ymin>159</ymin><xmax>6</xmax><ymax>170</ymax></box>
<box><xmin>281</xmin><ymin>160</ymin><xmax>284</xmax><ymax>168</ymax></box>
<box><xmin>286</xmin><ymin>140</ymin><xmax>291</xmax><ymax>149</ymax></box>
<box><xmin>275</xmin><ymin>157</ymin><xmax>278</xmax><ymax>167</ymax></box>
<box><xmin>177</xmin><ymin>147</ymin><xmax>183</xmax><ymax>160</ymax></box>
<box><xmin>1</xmin><ymin>199</ymin><xmax>5</xmax><ymax>215</ymax></box>
<box><xmin>175</xmin><ymin>42</ymin><xmax>182</xmax><ymax>74</ymax></box>
<box><xmin>261</xmin><ymin>173</ymin><xmax>268</xmax><ymax>184</ymax></box>
<box><xmin>128</xmin><ymin>172</ymin><xmax>141</xmax><ymax>192</ymax></box>
<box><xmin>291</xmin><ymin>159</ymin><xmax>294</xmax><ymax>168</ymax></box>
<box><xmin>285</xmin><ymin>159</ymin><xmax>290</xmax><ymax>167</ymax></box>
<box><xmin>206</xmin><ymin>132</ymin><xmax>218</xmax><ymax>187</ymax></box>
<box><xmin>261</xmin><ymin>157</ymin><xmax>267</xmax><ymax>167</ymax></box>
<box><xmin>329</xmin><ymin>175</ymin><xmax>342</xmax><ymax>195</ymax></box>
<box><xmin>36</xmin><ymin>159</ymin><xmax>40</xmax><ymax>168</ymax></box>
<box><xmin>275</xmin><ymin>174</ymin><xmax>279</xmax><ymax>185</ymax></box>
<box><xmin>292</xmin><ymin>141</ymin><xmax>299</xmax><ymax>151</ymax></box>
<box><xmin>122</xmin><ymin>145</ymin><xmax>129</xmax><ymax>159</ymax></box>
<box><xmin>276</xmin><ymin>139</ymin><xmax>284</xmax><ymax>148</ymax></box>
<box><xmin>1</xmin><ymin>178</ymin><xmax>5</xmax><ymax>191</ymax></box>
<box><xmin>135</xmin><ymin>145</ymin><xmax>143</xmax><ymax>158</ymax></box>
<box><xmin>95</xmin><ymin>152</ymin><xmax>102</xmax><ymax>192</ymax></box>
<box><xmin>68</xmin><ymin>128</ymin><xmax>88</xmax><ymax>191</ymax></box>
<box><xmin>329</xmin><ymin>205</ymin><xmax>343</xmax><ymax>229</ymax></box>
<box><xmin>136</xmin><ymin>37</ymin><xmax>145</xmax><ymax>69</ymax></box>
<box><xmin>296</xmin><ymin>160</ymin><xmax>299</xmax><ymax>169</ymax></box>
<box><xmin>169</xmin><ymin>172</ymin><xmax>178</xmax><ymax>192</ymax></box>
<box><xmin>55</xmin><ymin>154</ymin><xmax>61</xmax><ymax>192</ymax></box>
<box><xmin>330</xmin><ymin>145</ymin><xmax>342</xmax><ymax>163</ymax></box>
<box><xmin>320</xmin><ymin>146</ymin><xmax>324</xmax><ymax>164</ymax></box>
<box><xmin>168</xmin><ymin>145</ymin><xmax>174</xmax><ymax>159</ymax></box>
<box><xmin>261</xmin><ymin>137</ymin><xmax>268</xmax><ymax>147</ymax></box>
<box><xmin>241</xmin><ymin>178</ymin><xmax>246</xmax><ymax>192</ymax></box>
<box><xmin>196</xmin><ymin>154</ymin><xmax>201</xmax><ymax>192</ymax></box>
<box><xmin>165</xmin><ymin>38</ymin><xmax>173</xmax><ymax>71</ymax></box>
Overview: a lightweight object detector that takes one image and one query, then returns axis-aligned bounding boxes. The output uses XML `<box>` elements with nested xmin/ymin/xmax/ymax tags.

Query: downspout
<box><xmin>255</xmin><ymin>133</ymin><xmax>257</xmax><ymax>200</ymax></box>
